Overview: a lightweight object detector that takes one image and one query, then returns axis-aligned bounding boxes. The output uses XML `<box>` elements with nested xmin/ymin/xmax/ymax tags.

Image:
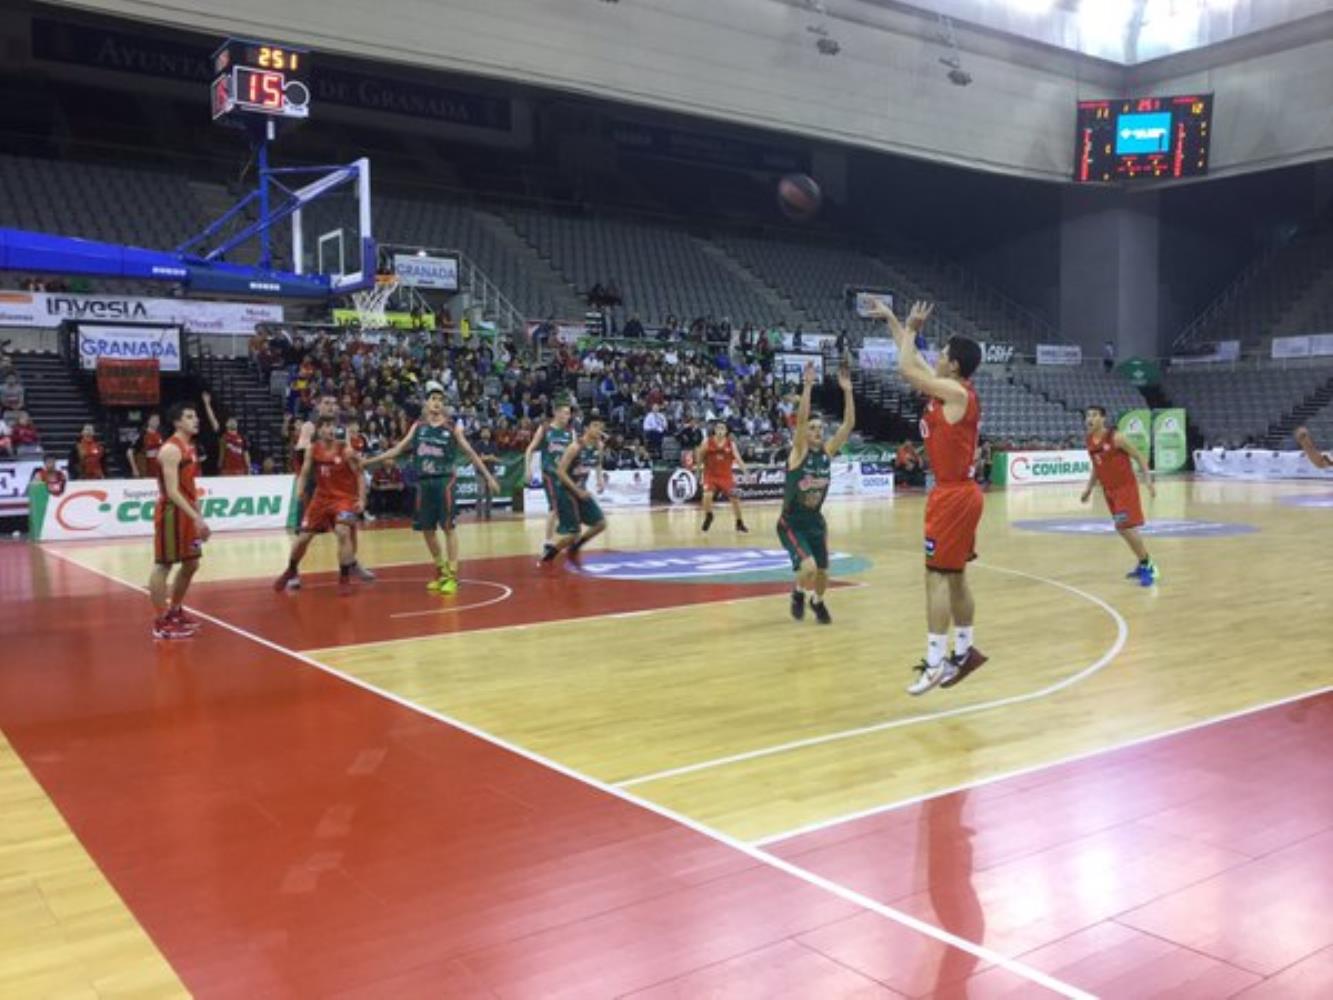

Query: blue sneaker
<box><xmin>1136</xmin><ymin>562</ymin><xmax>1159</xmax><ymax>587</ymax></box>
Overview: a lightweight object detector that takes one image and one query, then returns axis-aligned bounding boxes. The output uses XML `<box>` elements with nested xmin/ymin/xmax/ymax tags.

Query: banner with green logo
<box><xmin>992</xmin><ymin>449</ymin><xmax>1092</xmax><ymax>486</ymax></box>
<box><xmin>1152</xmin><ymin>408</ymin><xmax>1188</xmax><ymax>473</ymax></box>
<box><xmin>1118</xmin><ymin>409</ymin><xmax>1152</xmax><ymax>461</ymax></box>
<box><xmin>1117</xmin><ymin>357</ymin><xmax>1161</xmax><ymax>388</ymax></box>
<box><xmin>451</xmin><ymin>452</ymin><xmax>524</xmax><ymax>505</ymax></box>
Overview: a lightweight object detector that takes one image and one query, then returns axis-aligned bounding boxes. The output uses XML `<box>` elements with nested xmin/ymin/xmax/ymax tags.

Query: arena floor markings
<box><xmin>3</xmin><ymin>479</ymin><xmax>1331</xmax><ymax>997</ymax></box>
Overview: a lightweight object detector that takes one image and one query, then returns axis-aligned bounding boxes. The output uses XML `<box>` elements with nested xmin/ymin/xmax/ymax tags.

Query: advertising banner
<box><xmin>1271</xmin><ymin>334</ymin><xmax>1333</xmax><ymax>359</ymax></box>
<box><xmin>858</xmin><ymin>339</ymin><xmax>898</xmax><ymax>370</ymax></box>
<box><xmin>1118</xmin><ymin>409</ymin><xmax>1153</xmax><ymax>460</ymax></box>
<box><xmin>651</xmin><ymin>462</ymin><xmax>891</xmax><ymax>505</ymax></box>
<box><xmin>850</xmin><ymin>290</ymin><xmax>894</xmax><ymax>320</ymax></box>
<box><xmin>980</xmin><ymin>342</ymin><xmax>1016</xmax><ymax>365</ymax></box>
<box><xmin>523</xmin><ymin>469</ymin><xmax>652</xmax><ymax>516</ymax></box>
<box><xmin>1171</xmin><ymin>340</ymin><xmax>1240</xmax><ymax>366</ymax></box>
<box><xmin>777</xmin><ymin>353</ymin><xmax>823</xmax><ymax>380</ymax></box>
<box><xmin>29</xmin><ymin>474</ymin><xmax>297</xmax><ymax>541</ymax></box>
<box><xmin>1152</xmin><ymin>408</ymin><xmax>1188</xmax><ymax>473</ymax></box>
<box><xmin>1194</xmin><ymin>449</ymin><xmax>1333</xmax><ymax>480</ymax></box>
<box><xmin>993</xmin><ymin>450</ymin><xmax>1091</xmax><ymax>486</ymax></box>
<box><xmin>393</xmin><ymin>253</ymin><xmax>459</xmax><ymax>291</ymax></box>
<box><xmin>77</xmin><ymin>324</ymin><xmax>181</xmax><ymax>372</ymax></box>
<box><xmin>450</xmin><ymin>454</ymin><xmax>523</xmax><ymax>509</ymax></box>
<box><xmin>97</xmin><ymin>358</ymin><xmax>161</xmax><ymax>405</ymax></box>
<box><xmin>0</xmin><ymin>290</ymin><xmax>283</xmax><ymax>332</ymax></box>
<box><xmin>1117</xmin><ymin>357</ymin><xmax>1161</xmax><ymax>387</ymax></box>
<box><xmin>1036</xmin><ymin>344</ymin><xmax>1083</xmax><ymax>366</ymax></box>
<box><xmin>332</xmin><ymin>308</ymin><xmax>435</xmax><ymax>330</ymax></box>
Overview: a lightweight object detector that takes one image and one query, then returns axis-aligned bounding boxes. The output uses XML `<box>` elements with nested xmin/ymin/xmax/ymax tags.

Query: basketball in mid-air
<box><xmin>777</xmin><ymin>173</ymin><xmax>822</xmax><ymax>221</ymax></box>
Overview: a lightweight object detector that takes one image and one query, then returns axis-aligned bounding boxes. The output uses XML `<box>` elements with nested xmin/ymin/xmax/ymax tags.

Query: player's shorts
<box><xmin>302</xmin><ymin>493</ymin><xmax>360</xmax><ymax>534</ymax></box>
<box><xmin>777</xmin><ymin>512</ymin><xmax>828</xmax><ymax>571</ymax></box>
<box><xmin>703</xmin><ymin>474</ymin><xmax>735</xmax><ymax>498</ymax></box>
<box><xmin>924</xmin><ymin>482</ymin><xmax>984</xmax><ymax>572</ymax></box>
<box><xmin>413</xmin><ymin>476</ymin><xmax>458</xmax><ymax>532</ymax></box>
<box><xmin>556</xmin><ymin>485</ymin><xmax>604</xmax><ymax>535</ymax></box>
<box><xmin>1103</xmin><ymin>483</ymin><xmax>1145</xmax><ymax>531</ymax></box>
<box><xmin>154</xmin><ymin>502</ymin><xmax>202</xmax><ymax>566</ymax></box>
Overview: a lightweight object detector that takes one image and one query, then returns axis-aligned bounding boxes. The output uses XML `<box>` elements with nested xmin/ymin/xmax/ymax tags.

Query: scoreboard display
<box><xmin>211</xmin><ymin>39</ymin><xmax>311</xmax><ymax>123</ymax></box>
<box><xmin>1075</xmin><ymin>94</ymin><xmax>1213</xmax><ymax>182</ymax></box>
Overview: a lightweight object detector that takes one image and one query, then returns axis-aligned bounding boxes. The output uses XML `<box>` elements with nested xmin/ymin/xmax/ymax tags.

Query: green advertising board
<box><xmin>1152</xmin><ymin>409</ymin><xmax>1188</xmax><ymax>474</ymax></box>
<box><xmin>1118</xmin><ymin>409</ymin><xmax>1152</xmax><ymax>462</ymax></box>
<box><xmin>1117</xmin><ymin>357</ymin><xmax>1161</xmax><ymax>388</ymax></box>
<box><xmin>451</xmin><ymin>452</ymin><xmax>526</xmax><ymax>503</ymax></box>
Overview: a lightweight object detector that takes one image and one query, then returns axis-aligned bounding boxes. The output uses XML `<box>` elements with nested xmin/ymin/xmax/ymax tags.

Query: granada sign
<box><xmin>29</xmin><ymin>474</ymin><xmax>297</xmax><ymax>540</ymax></box>
<box><xmin>995</xmin><ymin>449</ymin><xmax>1091</xmax><ymax>486</ymax></box>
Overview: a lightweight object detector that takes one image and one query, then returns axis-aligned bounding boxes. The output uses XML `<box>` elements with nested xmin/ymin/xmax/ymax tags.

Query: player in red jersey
<box><xmin>1080</xmin><ymin>406</ymin><xmax>1158</xmax><ymax>586</ymax></box>
<box><xmin>76</xmin><ymin>424</ymin><xmax>106</xmax><ymax>479</ymax></box>
<box><xmin>128</xmin><ymin>413</ymin><xmax>163</xmax><ymax>478</ymax></box>
<box><xmin>876</xmin><ymin>301</ymin><xmax>987</xmax><ymax>695</ymax></box>
<box><xmin>274</xmin><ymin>418</ymin><xmax>369</xmax><ymax>592</ymax></box>
<box><xmin>1295</xmin><ymin>426</ymin><xmax>1332</xmax><ymax>469</ymax></box>
<box><xmin>696</xmin><ymin>422</ymin><xmax>749</xmax><ymax>533</ymax></box>
<box><xmin>220</xmin><ymin>417</ymin><xmax>251</xmax><ymax>476</ymax></box>
<box><xmin>28</xmin><ymin>454</ymin><xmax>66</xmax><ymax>496</ymax></box>
<box><xmin>148</xmin><ymin>403</ymin><xmax>211</xmax><ymax>639</ymax></box>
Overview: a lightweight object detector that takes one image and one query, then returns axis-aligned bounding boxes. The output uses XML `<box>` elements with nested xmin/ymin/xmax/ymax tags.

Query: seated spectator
<box><xmin>1</xmin><ymin>372</ymin><xmax>24</xmax><ymax>415</ymax></box>
<box><xmin>369</xmin><ymin>458</ymin><xmax>408</xmax><ymax>516</ymax></box>
<box><xmin>260</xmin><ymin>456</ymin><xmax>279</xmax><ymax>475</ymax></box>
<box><xmin>29</xmin><ymin>454</ymin><xmax>66</xmax><ymax>496</ymax></box>
<box><xmin>0</xmin><ymin>414</ymin><xmax>11</xmax><ymax>456</ymax></box>
<box><xmin>623</xmin><ymin>314</ymin><xmax>645</xmax><ymax>339</ymax></box>
<box><xmin>11</xmin><ymin>412</ymin><xmax>41</xmax><ymax>455</ymax></box>
<box><xmin>75</xmin><ymin>424</ymin><xmax>106</xmax><ymax>479</ymax></box>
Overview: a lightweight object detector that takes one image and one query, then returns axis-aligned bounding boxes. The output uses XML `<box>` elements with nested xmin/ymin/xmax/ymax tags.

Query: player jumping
<box><xmin>697</xmin><ymin>421</ymin><xmax>749</xmax><ymax>533</ymax></box>
<box><xmin>878</xmin><ymin>301</ymin><xmax>987</xmax><ymax>694</ymax></box>
<box><xmin>1081</xmin><ymin>406</ymin><xmax>1158</xmax><ymax>586</ymax></box>
<box><xmin>273</xmin><ymin>417</ymin><xmax>369</xmax><ymax>592</ymax></box>
<box><xmin>778</xmin><ymin>360</ymin><xmax>854</xmax><ymax>625</ymax></box>
<box><xmin>149</xmin><ymin>403</ymin><xmax>211</xmax><ymax>639</ymax></box>
<box><xmin>363</xmin><ymin>381</ymin><xmax>499</xmax><ymax>594</ymax></box>
<box><xmin>1295</xmin><ymin>426</ymin><xmax>1332</xmax><ymax>469</ymax></box>
<box><xmin>548</xmin><ymin>415</ymin><xmax>609</xmax><ymax>561</ymax></box>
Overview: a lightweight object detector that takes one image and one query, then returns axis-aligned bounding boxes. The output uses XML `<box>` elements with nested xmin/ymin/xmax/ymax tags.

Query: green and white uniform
<box><xmin>556</xmin><ymin>442</ymin><xmax>604</xmax><ymax>536</ymax></box>
<box><xmin>541</xmin><ymin>423</ymin><xmax>574</xmax><ymax>511</ymax></box>
<box><xmin>410</xmin><ymin>420</ymin><xmax>459</xmax><ymax>532</ymax></box>
<box><xmin>777</xmin><ymin>447</ymin><xmax>831</xmax><ymax>570</ymax></box>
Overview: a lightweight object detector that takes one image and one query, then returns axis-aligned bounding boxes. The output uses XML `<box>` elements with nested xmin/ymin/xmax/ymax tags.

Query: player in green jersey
<box><xmin>547</xmin><ymin>415</ymin><xmax>608</xmax><ymax>562</ymax></box>
<box><xmin>364</xmin><ymin>381</ymin><xmax>499</xmax><ymax>594</ymax></box>
<box><xmin>778</xmin><ymin>360</ymin><xmax>854</xmax><ymax>625</ymax></box>
<box><xmin>525</xmin><ymin>398</ymin><xmax>575</xmax><ymax>561</ymax></box>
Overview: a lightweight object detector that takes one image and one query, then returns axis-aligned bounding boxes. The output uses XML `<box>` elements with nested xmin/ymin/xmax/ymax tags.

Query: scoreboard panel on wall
<box><xmin>1075</xmin><ymin>94</ymin><xmax>1213</xmax><ymax>182</ymax></box>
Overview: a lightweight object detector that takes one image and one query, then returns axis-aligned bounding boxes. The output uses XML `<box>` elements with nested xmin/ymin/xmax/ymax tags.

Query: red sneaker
<box><xmin>940</xmin><ymin>647</ymin><xmax>987</xmax><ymax>689</ymax></box>
<box><xmin>168</xmin><ymin>607</ymin><xmax>202</xmax><ymax>633</ymax></box>
<box><xmin>152</xmin><ymin>617</ymin><xmax>195</xmax><ymax>640</ymax></box>
<box><xmin>273</xmin><ymin>568</ymin><xmax>297</xmax><ymax>592</ymax></box>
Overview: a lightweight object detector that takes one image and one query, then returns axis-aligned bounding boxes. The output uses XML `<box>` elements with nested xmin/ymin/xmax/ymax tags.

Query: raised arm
<box><xmin>878</xmin><ymin>301</ymin><xmax>969</xmax><ymax>411</ymax></box>
<box><xmin>201</xmin><ymin>391</ymin><xmax>220</xmax><ymax>433</ymax></box>
<box><xmin>361</xmin><ymin>423</ymin><xmax>416</xmax><ymax>468</ymax></box>
<box><xmin>787</xmin><ymin>363</ymin><xmax>815</xmax><ymax>470</ymax></box>
<box><xmin>825</xmin><ymin>364</ymin><xmax>856</xmax><ymax>456</ymax></box>
<box><xmin>1295</xmin><ymin>426</ymin><xmax>1332</xmax><ymax>469</ymax></box>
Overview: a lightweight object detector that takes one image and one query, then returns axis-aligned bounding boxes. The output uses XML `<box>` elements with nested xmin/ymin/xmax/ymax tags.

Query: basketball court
<box><xmin>3</xmin><ymin>480</ymin><xmax>1330</xmax><ymax>997</ymax></box>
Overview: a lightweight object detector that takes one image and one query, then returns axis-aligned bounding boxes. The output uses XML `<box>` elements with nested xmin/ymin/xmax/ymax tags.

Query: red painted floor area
<box><xmin>183</xmin><ymin>554</ymin><xmax>811</xmax><ymax>649</ymax></box>
<box><xmin>770</xmin><ymin>692</ymin><xmax>1333</xmax><ymax>998</ymax></box>
<box><xmin>1</xmin><ymin>545</ymin><xmax>1023</xmax><ymax>998</ymax></box>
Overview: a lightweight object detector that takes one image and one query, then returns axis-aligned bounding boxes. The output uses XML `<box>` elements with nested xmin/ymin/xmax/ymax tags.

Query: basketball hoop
<box><xmin>349</xmin><ymin>274</ymin><xmax>399</xmax><ymax>329</ymax></box>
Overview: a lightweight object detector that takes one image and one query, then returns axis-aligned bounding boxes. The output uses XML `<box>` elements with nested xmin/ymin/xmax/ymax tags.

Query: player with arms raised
<box><xmin>778</xmin><ymin>360</ymin><xmax>854</xmax><ymax>625</ymax></box>
<box><xmin>697</xmin><ymin>421</ymin><xmax>749</xmax><ymax>534</ymax></box>
<box><xmin>1080</xmin><ymin>406</ymin><xmax>1158</xmax><ymax>585</ymax></box>
<box><xmin>364</xmin><ymin>381</ymin><xmax>499</xmax><ymax>593</ymax></box>
<box><xmin>149</xmin><ymin>402</ymin><xmax>211</xmax><ymax>639</ymax></box>
<box><xmin>274</xmin><ymin>417</ymin><xmax>369</xmax><ymax>592</ymax></box>
<box><xmin>878</xmin><ymin>301</ymin><xmax>986</xmax><ymax>694</ymax></box>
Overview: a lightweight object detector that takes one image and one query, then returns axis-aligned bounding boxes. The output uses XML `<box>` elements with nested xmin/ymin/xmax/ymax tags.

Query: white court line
<box><xmin>756</xmin><ymin>682</ymin><xmax>1333</xmax><ymax>848</ymax></box>
<box><xmin>44</xmin><ymin>547</ymin><xmax>1092</xmax><ymax>1000</ymax></box>
<box><xmin>388</xmin><ymin>580</ymin><xmax>514</xmax><ymax>619</ymax></box>
<box><xmin>616</xmin><ymin>561</ymin><xmax>1130</xmax><ymax>789</ymax></box>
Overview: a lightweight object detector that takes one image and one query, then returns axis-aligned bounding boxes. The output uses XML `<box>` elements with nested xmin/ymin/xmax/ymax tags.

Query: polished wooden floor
<box><xmin>2</xmin><ymin>478</ymin><xmax>1331</xmax><ymax>997</ymax></box>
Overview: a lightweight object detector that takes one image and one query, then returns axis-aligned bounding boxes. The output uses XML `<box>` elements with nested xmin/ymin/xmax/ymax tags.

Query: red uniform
<box><xmin>1087</xmin><ymin>430</ymin><xmax>1144</xmax><ymax>530</ymax></box>
<box><xmin>153</xmin><ymin>434</ymin><xmax>202</xmax><ymax>566</ymax></box>
<box><xmin>32</xmin><ymin>467</ymin><xmax>66</xmax><ymax>496</ymax></box>
<box><xmin>78</xmin><ymin>439</ymin><xmax>105</xmax><ymax>479</ymax></box>
<box><xmin>142</xmin><ymin>429</ymin><xmax>163</xmax><ymax>478</ymax></box>
<box><xmin>221</xmin><ymin>431</ymin><xmax>249</xmax><ymax>476</ymax></box>
<box><xmin>301</xmin><ymin>441</ymin><xmax>362</xmax><ymax>533</ymax></box>
<box><xmin>702</xmin><ymin>436</ymin><xmax>737</xmax><ymax>494</ymax></box>
<box><xmin>921</xmin><ymin>381</ymin><xmax>983</xmax><ymax>572</ymax></box>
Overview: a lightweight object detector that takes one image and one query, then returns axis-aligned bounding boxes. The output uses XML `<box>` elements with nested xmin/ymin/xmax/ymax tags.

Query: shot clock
<box><xmin>211</xmin><ymin>39</ymin><xmax>311</xmax><ymax>124</ymax></box>
<box><xmin>1074</xmin><ymin>94</ymin><xmax>1213</xmax><ymax>182</ymax></box>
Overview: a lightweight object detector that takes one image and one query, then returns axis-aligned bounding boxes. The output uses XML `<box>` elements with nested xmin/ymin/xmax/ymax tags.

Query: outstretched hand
<box><xmin>907</xmin><ymin>301</ymin><xmax>935</xmax><ymax>332</ymax></box>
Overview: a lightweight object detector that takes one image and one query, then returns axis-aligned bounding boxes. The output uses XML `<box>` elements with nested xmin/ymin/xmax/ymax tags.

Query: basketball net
<box><xmin>349</xmin><ymin>275</ymin><xmax>399</xmax><ymax>329</ymax></box>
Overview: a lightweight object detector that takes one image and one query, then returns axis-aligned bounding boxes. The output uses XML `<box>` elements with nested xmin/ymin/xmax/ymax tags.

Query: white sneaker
<box><xmin>351</xmin><ymin>563</ymin><xmax>377</xmax><ymax>582</ymax></box>
<box><xmin>286</xmin><ymin>576</ymin><xmax>302</xmax><ymax>591</ymax></box>
<box><xmin>907</xmin><ymin>659</ymin><xmax>958</xmax><ymax>696</ymax></box>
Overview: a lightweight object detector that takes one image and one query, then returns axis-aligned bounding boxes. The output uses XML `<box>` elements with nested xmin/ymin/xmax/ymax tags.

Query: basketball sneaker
<box><xmin>167</xmin><ymin>607</ymin><xmax>202</xmax><ymax>633</ymax></box>
<box><xmin>702</xmin><ymin>512</ymin><xmax>714</xmax><ymax>533</ymax></box>
<box><xmin>426</xmin><ymin>573</ymin><xmax>449</xmax><ymax>593</ymax></box>
<box><xmin>539</xmin><ymin>543</ymin><xmax>559</xmax><ymax>564</ymax></box>
<box><xmin>736</xmin><ymin>520</ymin><xmax>749</xmax><ymax>533</ymax></box>
<box><xmin>811</xmin><ymin>598</ymin><xmax>832</xmax><ymax>625</ymax></box>
<box><xmin>790</xmin><ymin>590</ymin><xmax>806</xmax><ymax>621</ymax></box>
<box><xmin>351</xmin><ymin>562</ymin><xmax>376</xmax><ymax>582</ymax></box>
<box><xmin>907</xmin><ymin>658</ymin><xmax>958</xmax><ymax>696</ymax></box>
<box><xmin>152</xmin><ymin>616</ymin><xmax>195</xmax><ymax>640</ymax></box>
<box><xmin>273</xmin><ymin>568</ymin><xmax>300</xmax><ymax>592</ymax></box>
<box><xmin>940</xmin><ymin>647</ymin><xmax>987</xmax><ymax>688</ymax></box>
<box><xmin>439</xmin><ymin>575</ymin><xmax>459</xmax><ymax>595</ymax></box>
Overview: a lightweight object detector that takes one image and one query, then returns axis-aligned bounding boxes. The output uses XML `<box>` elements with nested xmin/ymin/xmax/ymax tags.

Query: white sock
<box><xmin>927</xmin><ymin>633</ymin><xmax>947</xmax><ymax>668</ymax></box>
<box><xmin>809</xmin><ymin>591</ymin><xmax>823</xmax><ymax>606</ymax></box>
<box><xmin>804</xmin><ymin>588</ymin><xmax>819</xmax><ymax>604</ymax></box>
<box><xmin>954</xmin><ymin>626</ymin><xmax>974</xmax><ymax>659</ymax></box>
